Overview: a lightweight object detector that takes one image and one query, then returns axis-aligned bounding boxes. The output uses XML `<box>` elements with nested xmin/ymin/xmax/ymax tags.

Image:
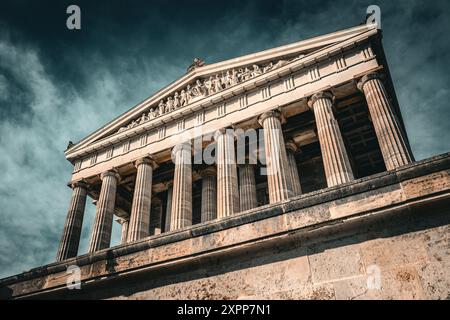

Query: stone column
<box><xmin>358</xmin><ymin>73</ymin><xmax>413</xmax><ymax>170</ymax></box>
<box><xmin>56</xmin><ymin>180</ymin><xmax>88</xmax><ymax>261</ymax></box>
<box><xmin>215</xmin><ymin>128</ymin><xmax>239</xmax><ymax>218</ymax></box>
<box><xmin>285</xmin><ymin>141</ymin><xmax>302</xmax><ymax>197</ymax></box>
<box><xmin>200</xmin><ymin>167</ymin><xmax>217</xmax><ymax>222</ymax></box>
<box><xmin>170</xmin><ymin>142</ymin><xmax>192</xmax><ymax>230</ymax></box>
<box><xmin>127</xmin><ymin>157</ymin><xmax>157</xmax><ymax>242</ymax></box>
<box><xmin>164</xmin><ymin>182</ymin><xmax>173</xmax><ymax>232</ymax></box>
<box><xmin>308</xmin><ymin>91</ymin><xmax>354</xmax><ymax>187</ymax></box>
<box><xmin>116</xmin><ymin>218</ymin><xmax>129</xmax><ymax>244</ymax></box>
<box><xmin>258</xmin><ymin>110</ymin><xmax>293</xmax><ymax>203</ymax></box>
<box><xmin>238</xmin><ymin>164</ymin><xmax>258</xmax><ymax>211</ymax></box>
<box><xmin>88</xmin><ymin>170</ymin><xmax>120</xmax><ymax>253</ymax></box>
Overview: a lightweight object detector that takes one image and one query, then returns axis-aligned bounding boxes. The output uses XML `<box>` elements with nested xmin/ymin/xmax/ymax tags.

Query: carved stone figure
<box><xmin>231</xmin><ymin>69</ymin><xmax>239</xmax><ymax>85</ymax></box>
<box><xmin>237</xmin><ymin>68</ymin><xmax>244</xmax><ymax>82</ymax></box>
<box><xmin>186</xmin><ymin>85</ymin><xmax>193</xmax><ymax>103</ymax></box>
<box><xmin>148</xmin><ymin>108</ymin><xmax>156</xmax><ymax>119</ymax></box>
<box><xmin>141</xmin><ymin>112</ymin><xmax>148</xmax><ymax>123</ymax></box>
<box><xmin>66</xmin><ymin>141</ymin><xmax>74</xmax><ymax>150</ymax></box>
<box><xmin>243</xmin><ymin>67</ymin><xmax>252</xmax><ymax>81</ymax></box>
<box><xmin>214</xmin><ymin>74</ymin><xmax>222</xmax><ymax>92</ymax></box>
<box><xmin>252</xmin><ymin>64</ymin><xmax>262</xmax><ymax>77</ymax></box>
<box><xmin>221</xmin><ymin>72</ymin><xmax>229</xmax><ymax>88</ymax></box>
<box><xmin>192</xmin><ymin>79</ymin><xmax>205</xmax><ymax>97</ymax></box>
<box><xmin>226</xmin><ymin>70</ymin><xmax>233</xmax><ymax>87</ymax></box>
<box><xmin>273</xmin><ymin>59</ymin><xmax>288</xmax><ymax>69</ymax></box>
<box><xmin>205</xmin><ymin>76</ymin><xmax>214</xmax><ymax>95</ymax></box>
<box><xmin>180</xmin><ymin>90</ymin><xmax>187</xmax><ymax>106</ymax></box>
<box><xmin>187</xmin><ymin>57</ymin><xmax>206</xmax><ymax>72</ymax></box>
<box><xmin>173</xmin><ymin>92</ymin><xmax>180</xmax><ymax>109</ymax></box>
<box><xmin>166</xmin><ymin>96</ymin><xmax>174</xmax><ymax>112</ymax></box>
<box><xmin>158</xmin><ymin>100</ymin><xmax>166</xmax><ymax>115</ymax></box>
<box><xmin>129</xmin><ymin>120</ymin><xmax>138</xmax><ymax>128</ymax></box>
<box><xmin>263</xmin><ymin>62</ymin><xmax>274</xmax><ymax>73</ymax></box>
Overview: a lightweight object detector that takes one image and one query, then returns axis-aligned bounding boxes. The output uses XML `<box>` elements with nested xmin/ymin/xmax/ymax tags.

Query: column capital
<box><xmin>134</xmin><ymin>156</ymin><xmax>158</xmax><ymax>169</ymax></box>
<box><xmin>213</xmin><ymin>127</ymin><xmax>235</xmax><ymax>141</ymax></box>
<box><xmin>199</xmin><ymin>166</ymin><xmax>217</xmax><ymax>177</ymax></box>
<box><xmin>307</xmin><ymin>91</ymin><xmax>334</xmax><ymax>109</ymax></box>
<box><xmin>258</xmin><ymin>109</ymin><xmax>282</xmax><ymax>126</ymax></box>
<box><xmin>172</xmin><ymin>142</ymin><xmax>191</xmax><ymax>155</ymax></box>
<box><xmin>285</xmin><ymin>140</ymin><xmax>299</xmax><ymax>153</ymax></box>
<box><xmin>357</xmin><ymin>72</ymin><xmax>384</xmax><ymax>91</ymax></box>
<box><xmin>70</xmin><ymin>179</ymin><xmax>89</xmax><ymax>190</ymax></box>
<box><xmin>100</xmin><ymin>169</ymin><xmax>121</xmax><ymax>182</ymax></box>
<box><xmin>116</xmin><ymin>217</ymin><xmax>128</xmax><ymax>225</ymax></box>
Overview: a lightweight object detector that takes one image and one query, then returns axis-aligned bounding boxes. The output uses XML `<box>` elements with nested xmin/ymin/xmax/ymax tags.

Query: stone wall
<box><xmin>1</xmin><ymin>153</ymin><xmax>449</xmax><ymax>300</ymax></box>
<box><xmin>55</xmin><ymin>199</ymin><xmax>450</xmax><ymax>300</ymax></box>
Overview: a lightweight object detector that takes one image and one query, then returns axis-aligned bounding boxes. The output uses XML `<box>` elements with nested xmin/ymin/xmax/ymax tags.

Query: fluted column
<box><xmin>200</xmin><ymin>167</ymin><xmax>217</xmax><ymax>222</ymax></box>
<box><xmin>286</xmin><ymin>141</ymin><xmax>302</xmax><ymax>196</ymax></box>
<box><xmin>238</xmin><ymin>164</ymin><xmax>258</xmax><ymax>211</ymax></box>
<box><xmin>116</xmin><ymin>218</ymin><xmax>129</xmax><ymax>244</ymax></box>
<box><xmin>164</xmin><ymin>182</ymin><xmax>173</xmax><ymax>232</ymax></box>
<box><xmin>308</xmin><ymin>91</ymin><xmax>354</xmax><ymax>187</ymax></box>
<box><xmin>215</xmin><ymin>128</ymin><xmax>239</xmax><ymax>218</ymax></box>
<box><xmin>170</xmin><ymin>142</ymin><xmax>192</xmax><ymax>230</ymax></box>
<box><xmin>258</xmin><ymin>110</ymin><xmax>293</xmax><ymax>203</ymax></box>
<box><xmin>56</xmin><ymin>180</ymin><xmax>88</xmax><ymax>261</ymax></box>
<box><xmin>358</xmin><ymin>73</ymin><xmax>413</xmax><ymax>170</ymax></box>
<box><xmin>88</xmin><ymin>170</ymin><xmax>120</xmax><ymax>253</ymax></box>
<box><xmin>127</xmin><ymin>157</ymin><xmax>157</xmax><ymax>242</ymax></box>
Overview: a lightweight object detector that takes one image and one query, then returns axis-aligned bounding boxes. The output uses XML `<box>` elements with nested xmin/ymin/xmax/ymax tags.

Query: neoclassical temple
<box><xmin>1</xmin><ymin>22</ymin><xmax>449</xmax><ymax>300</ymax></box>
<box><xmin>58</xmin><ymin>21</ymin><xmax>414</xmax><ymax>260</ymax></box>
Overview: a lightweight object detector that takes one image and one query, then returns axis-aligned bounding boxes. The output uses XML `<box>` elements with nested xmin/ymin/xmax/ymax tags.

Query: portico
<box><xmin>57</xmin><ymin>23</ymin><xmax>413</xmax><ymax>260</ymax></box>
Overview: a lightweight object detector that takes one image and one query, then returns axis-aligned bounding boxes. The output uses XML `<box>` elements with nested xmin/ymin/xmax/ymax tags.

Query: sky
<box><xmin>0</xmin><ymin>0</ymin><xmax>449</xmax><ymax>279</ymax></box>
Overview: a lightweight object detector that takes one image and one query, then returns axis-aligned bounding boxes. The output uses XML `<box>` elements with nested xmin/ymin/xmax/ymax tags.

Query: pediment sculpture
<box><xmin>187</xmin><ymin>57</ymin><xmax>206</xmax><ymax>73</ymax></box>
<box><xmin>117</xmin><ymin>54</ymin><xmax>305</xmax><ymax>134</ymax></box>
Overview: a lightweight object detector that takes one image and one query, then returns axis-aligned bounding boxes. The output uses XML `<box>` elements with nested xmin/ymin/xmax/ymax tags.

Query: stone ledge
<box><xmin>1</xmin><ymin>152</ymin><xmax>449</xmax><ymax>298</ymax></box>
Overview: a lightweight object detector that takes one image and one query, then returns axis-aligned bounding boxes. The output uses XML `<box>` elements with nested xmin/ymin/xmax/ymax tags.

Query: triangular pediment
<box><xmin>66</xmin><ymin>23</ymin><xmax>378</xmax><ymax>160</ymax></box>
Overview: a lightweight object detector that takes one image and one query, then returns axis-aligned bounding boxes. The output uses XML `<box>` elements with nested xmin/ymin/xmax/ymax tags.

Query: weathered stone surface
<box><xmin>308</xmin><ymin>242</ymin><xmax>365</xmax><ymax>284</ymax></box>
<box><xmin>360</xmin><ymin>236</ymin><xmax>429</xmax><ymax>270</ymax></box>
<box><xmin>401</xmin><ymin>170</ymin><xmax>450</xmax><ymax>199</ymax></box>
<box><xmin>378</xmin><ymin>266</ymin><xmax>426</xmax><ymax>299</ymax></box>
<box><xmin>333</xmin><ymin>276</ymin><xmax>383</xmax><ymax>300</ymax></box>
<box><xmin>417</xmin><ymin>261</ymin><xmax>450</xmax><ymax>300</ymax></box>
<box><xmin>329</xmin><ymin>185</ymin><xmax>404</xmax><ymax>219</ymax></box>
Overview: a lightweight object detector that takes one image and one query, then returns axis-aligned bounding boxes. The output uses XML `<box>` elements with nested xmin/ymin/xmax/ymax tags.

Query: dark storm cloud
<box><xmin>0</xmin><ymin>0</ymin><xmax>449</xmax><ymax>278</ymax></box>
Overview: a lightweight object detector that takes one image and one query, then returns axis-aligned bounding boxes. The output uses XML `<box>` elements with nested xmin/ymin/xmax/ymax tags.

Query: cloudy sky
<box><xmin>0</xmin><ymin>0</ymin><xmax>449</xmax><ymax>278</ymax></box>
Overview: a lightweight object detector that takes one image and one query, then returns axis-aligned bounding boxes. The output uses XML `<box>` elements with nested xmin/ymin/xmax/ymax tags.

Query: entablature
<box><xmin>69</xmin><ymin>27</ymin><xmax>381</xmax><ymax>182</ymax></box>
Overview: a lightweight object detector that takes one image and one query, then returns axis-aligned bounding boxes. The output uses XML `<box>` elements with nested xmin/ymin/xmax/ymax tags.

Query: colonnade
<box><xmin>56</xmin><ymin>72</ymin><xmax>413</xmax><ymax>261</ymax></box>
